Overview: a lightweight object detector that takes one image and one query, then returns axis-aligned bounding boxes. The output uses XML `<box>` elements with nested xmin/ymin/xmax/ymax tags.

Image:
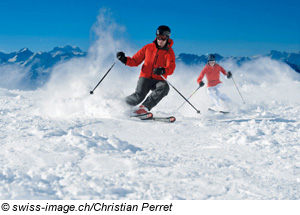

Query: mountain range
<box><xmin>0</xmin><ymin>45</ymin><xmax>299</xmax><ymax>89</ymax></box>
<box><xmin>176</xmin><ymin>50</ymin><xmax>300</xmax><ymax>73</ymax></box>
<box><xmin>0</xmin><ymin>45</ymin><xmax>86</xmax><ymax>86</ymax></box>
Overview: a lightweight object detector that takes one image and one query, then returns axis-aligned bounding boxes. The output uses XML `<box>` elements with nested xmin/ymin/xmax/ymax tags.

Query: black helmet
<box><xmin>156</xmin><ymin>25</ymin><xmax>171</xmax><ymax>37</ymax></box>
<box><xmin>208</xmin><ymin>54</ymin><xmax>216</xmax><ymax>62</ymax></box>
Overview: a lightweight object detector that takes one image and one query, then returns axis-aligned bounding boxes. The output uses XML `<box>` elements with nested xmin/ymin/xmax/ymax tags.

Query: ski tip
<box><xmin>151</xmin><ymin>116</ymin><xmax>176</xmax><ymax>123</ymax></box>
<box><xmin>169</xmin><ymin>117</ymin><xmax>176</xmax><ymax>123</ymax></box>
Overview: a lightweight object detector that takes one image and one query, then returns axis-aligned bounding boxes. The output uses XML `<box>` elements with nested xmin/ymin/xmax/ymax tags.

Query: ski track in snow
<box><xmin>1</xmin><ymin>88</ymin><xmax>300</xmax><ymax>200</ymax></box>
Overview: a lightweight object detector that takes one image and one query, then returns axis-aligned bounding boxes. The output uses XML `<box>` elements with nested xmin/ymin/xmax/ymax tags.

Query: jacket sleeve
<box><xmin>126</xmin><ymin>46</ymin><xmax>146</xmax><ymax>67</ymax></box>
<box><xmin>165</xmin><ymin>49</ymin><xmax>176</xmax><ymax>76</ymax></box>
<box><xmin>220</xmin><ymin>65</ymin><xmax>227</xmax><ymax>76</ymax></box>
<box><xmin>197</xmin><ymin>67</ymin><xmax>206</xmax><ymax>84</ymax></box>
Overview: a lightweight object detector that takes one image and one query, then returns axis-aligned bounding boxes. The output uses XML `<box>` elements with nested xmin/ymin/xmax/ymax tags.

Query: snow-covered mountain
<box><xmin>176</xmin><ymin>53</ymin><xmax>251</xmax><ymax>66</ymax></box>
<box><xmin>0</xmin><ymin>45</ymin><xmax>86</xmax><ymax>89</ymax></box>
<box><xmin>1</xmin><ymin>47</ymin><xmax>299</xmax><ymax>90</ymax></box>
<box><xmin>268</xmin><ymin>50</ymin><xmax>300</xmax><ymax>65</ymax></box>
<box><xmin>176</xmin><ymin>51</ymin><xmax>300</xmax><ymax>73</ymax></box>
<box><xmin>267</xmin><ymin>50</ymin><xmax>300</xmax><ymax>73</ymax></box>
<box><xmin>0</xmin><ymin>45</ymin><xmax>85</xmax><ymax>66</ymax></box>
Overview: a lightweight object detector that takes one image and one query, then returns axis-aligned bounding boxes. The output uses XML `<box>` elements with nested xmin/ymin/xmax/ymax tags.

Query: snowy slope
<box><xmin>1</xmin><ymin>57</ymin><xmax>300</xmax><ymax>200</ymax></box>
<box><xmin>1</xmin><ymin>12</ymin><xmax>300</xmax><ymax>200</ymax></box>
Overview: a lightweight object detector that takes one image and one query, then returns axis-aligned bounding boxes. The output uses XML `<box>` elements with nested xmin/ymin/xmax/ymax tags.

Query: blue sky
<box><xmin>0</xmin><ymin>0</ymin><xmax>299</xmax><ymax>57</ymax></box>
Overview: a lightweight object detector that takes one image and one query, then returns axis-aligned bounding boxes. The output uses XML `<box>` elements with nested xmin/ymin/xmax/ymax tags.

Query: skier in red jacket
<box><xmin>117</xmin><ymin>25</ymin><xmax>176</xmax><ymax>115</ymax></box>
<box><xmin>197</xmin><ymin>54</ymin><xmax>232</xmax><ymax>111</ymax></box>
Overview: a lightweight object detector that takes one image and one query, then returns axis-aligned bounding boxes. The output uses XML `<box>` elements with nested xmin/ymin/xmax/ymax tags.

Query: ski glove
<box><xmin>199</xmin><ymin>81</ymin><xmax>205</xmax><ymax>87</ymax></box>
<box><xmin>227</xmin><ymin>71</ymin><xmax>232</xmax><ymax>79</ymax></box>
<box><xmin>116</xmin><ymin>52</ymin><xmax>127</xmax><ymax>64</ymax></box>
<box><xmin>153</xmin><ymin>67</ymin><xmax>166</xmax><ymax>75</ymax></box>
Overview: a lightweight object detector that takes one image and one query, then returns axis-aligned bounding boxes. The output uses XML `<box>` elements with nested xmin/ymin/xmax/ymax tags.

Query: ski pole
<box><xmin>90</xmin><ymin>61</ymin><xmax>116</xmax><ymax>95</ymax></box>
<box><xmin>231</xmin><ymin>75</ymin><xmax>245</xmax><ymax>104</ymax></box>
<box><xmin>160</xmin><ymin>75</ymin><xmax>201</xmax><ymax>114</ymax></box>
<box><xmin>176</xmin><ymin>86</ymin><xmax>201</xmax><ymax>111</ymax></box>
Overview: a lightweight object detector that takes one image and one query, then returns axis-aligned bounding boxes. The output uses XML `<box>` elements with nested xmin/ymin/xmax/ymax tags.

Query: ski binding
<box><xmin>131</xmin><ymin>112</ymin><xmax>153</xmax><ymax>120</ymax></box>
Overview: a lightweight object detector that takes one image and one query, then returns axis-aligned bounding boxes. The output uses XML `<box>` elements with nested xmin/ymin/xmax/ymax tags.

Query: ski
<box><xmin>151</xmin><ymin>116</ymin><xmax>176</xmax><ymax>123</ymax></box>
<box><xmin>208</xmin><ymin>108</ymin><xmax>230</xmax><ymax>114</ymax></box>
<box><xmin>131</xmin><ymin>113</ymin><xmax>176</xmax><ymax>123</ymax></box>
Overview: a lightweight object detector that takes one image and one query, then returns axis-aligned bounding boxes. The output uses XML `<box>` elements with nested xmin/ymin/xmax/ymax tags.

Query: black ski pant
<box><xmin>125</xmin><ymin>77</ymin><xmax>169</xmax><ymax>111</ymax></box>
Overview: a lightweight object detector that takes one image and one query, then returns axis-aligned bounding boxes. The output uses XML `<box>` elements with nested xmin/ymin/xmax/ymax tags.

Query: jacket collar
<box><xmin>207</xmin><ymin>63</ymin><xmax>217</xmax><ymax>67</ymax></box>
<box><xmin>154</xmin><ymin>38</ymin><xmax>174</xmax><ymax>51</ymax></box>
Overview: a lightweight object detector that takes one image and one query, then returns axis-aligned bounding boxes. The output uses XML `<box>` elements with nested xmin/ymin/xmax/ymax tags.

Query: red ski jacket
<box><xmin>197</xmin><ymin>63</ymin><xmax>228</xmax><ymax>87</ymax></box>
<box><xmin>125</xmin><ymin>39</ymin><xmax>176</xmax><ymax>80</ymax></box>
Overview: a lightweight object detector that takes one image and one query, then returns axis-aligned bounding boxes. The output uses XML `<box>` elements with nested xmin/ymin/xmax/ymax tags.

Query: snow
<box><xmin>8</xmin><ymin>56</ymin><xmax>17</xmax><ymax>63</ymax></box>
<box><xmin>50</xmin><ymin>51</ymin><xmax>63</xmax><ymax>57</ymax></box>
<box><xmin>1</xmin><ymin>11</ymin><xmax>300</xmax><ymax>200</ymax></box>
<box><xmin>20</xmin><ymin>48</ymin><xmax>29</xmax><ymax>53</ymax></box>
<box><xmin>1</xmin><ymin>83</ymin><xmax>300</xmax><ymax>200</ymax></box>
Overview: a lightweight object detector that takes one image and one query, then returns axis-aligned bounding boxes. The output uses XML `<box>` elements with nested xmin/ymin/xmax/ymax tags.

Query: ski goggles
<box><xmin>156</xmin><ymin>35</ymin><xmax>168</xmax><ymax>41</ymax></box>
